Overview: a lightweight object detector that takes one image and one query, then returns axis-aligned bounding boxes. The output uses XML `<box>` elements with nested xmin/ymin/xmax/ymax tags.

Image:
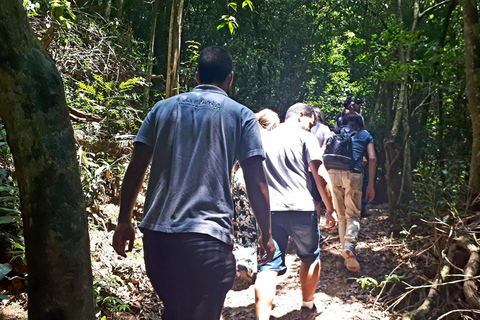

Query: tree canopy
<box><xmin>1</xmin><ymin>0</ymin><xmax>480</xmax><ymax>318</ymax></box>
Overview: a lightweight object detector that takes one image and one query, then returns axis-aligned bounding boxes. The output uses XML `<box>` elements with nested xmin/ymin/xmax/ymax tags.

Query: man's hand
<box><xmin>112</xmin><ymin>222</ymin><xmax>135</xmax><ymax>257</ymax></box>
<box><xmin>325</xmin><ymin>210</ymin><xmax>337</xmax><ymax>233</ymax></box>
<box><xmin>258</xmin><ymin>234</ymin><xmax>276</xmax><ymax>264</ymax></box>
<box><xmin>366</xmin><ymin>185</ymin><xmax>375</xmax><ymax>203</ymax></box>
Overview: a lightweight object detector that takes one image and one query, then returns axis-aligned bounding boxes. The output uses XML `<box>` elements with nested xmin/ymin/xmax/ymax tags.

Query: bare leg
<box><xmin>299</xmin><ymin>260</ymin><xmax>321</xmax><ymax>302</ymax></box>
<box><xmin>255</xmin><ymin>270</ymin><xmax>278</xmax><ymax>320</ymax></box>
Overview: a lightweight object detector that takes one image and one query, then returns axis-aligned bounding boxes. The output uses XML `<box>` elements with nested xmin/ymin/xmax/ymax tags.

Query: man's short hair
<box><xmin>198</xmin><ymin>46</ymin><xmax>233</xmax><ymax>84</ymax></box>
<box><xmin>343</xmin><ymin>97</ymin><xmax>363</xmax><ymax>109</ymax></box>
<box><xmin>285</xmin><ymin>103</ymin><xmax>315</xmax><ymax>121</ymax></box>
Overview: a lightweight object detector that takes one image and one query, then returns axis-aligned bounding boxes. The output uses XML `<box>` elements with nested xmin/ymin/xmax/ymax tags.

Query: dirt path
<box><xmin>1</xmin><ymin>205</ymin><xmax>405</xmax><ymax>320</ymax></box>
<box><xmin>223</xmin><ymin>206</ymin><xmax>402</xmax><ymax>320</ymax></box>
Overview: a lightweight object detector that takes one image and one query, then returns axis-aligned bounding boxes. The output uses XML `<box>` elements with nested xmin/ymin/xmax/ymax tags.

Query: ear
<box><xmin>226</xmin><ymin>71</ymin><xmax>234</xmax><ymax>87</ymax></box>
<box><xmin>196</xmin><ymin>72</ymin><xmax>201</xmax><ymax>85</ymax></box>
<box><xmin>298</xmin><ymin>111</ymin><xmax>305</xmax><ymax>121</ymax></box>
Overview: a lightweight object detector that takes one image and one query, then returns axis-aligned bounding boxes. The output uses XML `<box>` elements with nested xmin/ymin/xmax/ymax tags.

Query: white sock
<box><xmin>302</xmin><ymin>300</ymin><xmax>314</xmax><ymax>309</ymax></box>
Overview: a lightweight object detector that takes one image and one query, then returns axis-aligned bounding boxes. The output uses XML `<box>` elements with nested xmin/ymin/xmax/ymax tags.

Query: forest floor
<box><xmin>1</xmin><ymin>204</ymin><xmax>419</xmax><ymax>320</ymax></box>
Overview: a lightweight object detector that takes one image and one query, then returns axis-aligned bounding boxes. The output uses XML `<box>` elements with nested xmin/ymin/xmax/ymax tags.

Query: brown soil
<box><xmin>1</xmin><ymin>205</ymin><xmax>407</xmax><ymax>320</ymax></box>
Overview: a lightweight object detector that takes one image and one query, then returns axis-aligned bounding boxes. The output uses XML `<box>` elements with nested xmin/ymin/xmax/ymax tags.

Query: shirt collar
<box><xmin>193</xmin><ymin>85</ymin><xmax>228</xmax><ymax>97</ymax></box>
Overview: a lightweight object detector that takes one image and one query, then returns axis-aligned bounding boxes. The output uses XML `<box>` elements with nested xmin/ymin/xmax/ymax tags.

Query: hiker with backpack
<box><xmin>323</xmin><ymin>112</ymin><xmax>376</xmax><ymax>272</ymax></box>
<box><xmin>336</xmin><ymin>97</ymin><xmax>371</xmax><ymax>217</ymax></box>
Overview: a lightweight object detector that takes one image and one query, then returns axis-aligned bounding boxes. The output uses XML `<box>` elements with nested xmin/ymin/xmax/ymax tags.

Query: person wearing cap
<box><xmin>327</xmin><ymin>111</ymin><xmax>376</xmax><ymax>272</ymax></box>
<box><xmin>334</xmin><ymin>97</ymin><xmax>364</xmax><ymax>132</ymax></box>
<box><xmin>335</xmin><ymin>97</ymin><xmax>371</xmax><ymax>217</ymax></box>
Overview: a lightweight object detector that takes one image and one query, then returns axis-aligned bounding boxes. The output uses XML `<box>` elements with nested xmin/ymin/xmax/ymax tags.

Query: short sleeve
<box><xmin>134</xmin><ymin>104</ymin><xmax>158</xmax><ymax>148</ymax></box>
<box><xmin>304</xmin><ymin>131</ymin><xmax>323</xmax><ymax>164</ymax></box>
<box><xmin>237</xmin><ymin>110</ymin><xmax>265</xmax><ymax>163</ymax></box>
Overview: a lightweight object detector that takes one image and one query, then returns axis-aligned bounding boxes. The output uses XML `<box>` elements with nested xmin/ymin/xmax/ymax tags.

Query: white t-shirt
<box><xmin>261</xmin><ymin>123</ymin><xmax>323</xmax><ymax>212</ymax></box>
<box><xmin>310</xmin><ymin>123</ymin><xmax>331</xmax><ymax>148</ymax></box>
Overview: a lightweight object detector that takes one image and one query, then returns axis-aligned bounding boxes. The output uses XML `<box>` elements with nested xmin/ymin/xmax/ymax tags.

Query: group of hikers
<box><xmin>112</xmin><ymin>46</ymin><xmax>376</xmax><ymax>320</ymax></box>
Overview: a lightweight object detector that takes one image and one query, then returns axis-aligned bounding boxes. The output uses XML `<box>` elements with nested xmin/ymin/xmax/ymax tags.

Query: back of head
<box><xmin>342</xmin><ymin>112</ymin><xmax>364</xmax><ymax>132</ymax></box>
<box><xmin>198</xmin><ymin>46</ymin><xmax>233</xmax><ymax>84</ymax></box>
<box><xmin>343</xmin><ymin>97</ymin><xmax>363</xmax><ymax>111</ymax></box>
<box><xmin>285</xmin><ymin>103</ymin><xmax>315</xmax><ymax>121</ymax></box>
<box><xmin>313</xmin><ymin>107</ymin><xmax>326</xmax><ymax>125</ymax></box>
<box><xmin>255</xmin><ymin>108</ymin><xmax>280</xmax><ymax>131</ymax></box>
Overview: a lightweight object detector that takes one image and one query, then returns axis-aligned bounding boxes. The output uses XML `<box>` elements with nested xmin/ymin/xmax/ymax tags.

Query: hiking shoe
<box><xmin>341</xmin><ymin>245</ymin><xmax>360</xmax><ymax>272</ymax></box>
<box><xmin>300</xmin><ymin>303</ymin><xmax>324</xmax><ymax>320</ymax></box>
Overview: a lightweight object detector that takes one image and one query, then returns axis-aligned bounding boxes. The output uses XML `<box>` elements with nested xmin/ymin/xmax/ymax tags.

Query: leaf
<box><xmin>229</xmin><ymin>2</ymin><xmax>238</xmax><ymax>11</ymax></box>
<box><xmin>0</xmin><ymin>263</ymin><xmax>12</xmax><ymax>280</ymax></box>
<box><xmin>0</xmin><ymin>294</ymin><xmax>10</xmax><ymax>300</ymax></box>
<box><xmin>242</xmin><ymin>0</ymin><xmax>253</xmax><ymax>10</ymax></box>
<box><xmin>13</xmin><ymin>243</ymin><xmax>25</xmax><ymax>251</ymax></box>
<box><xmin>0</xmin><ymin>216</ymin><xmax>21</xmax><ymax>225</ymax></box>
<box><xmin>0</xmin><ymin>207</ymin><xmax>21</xmax><ymax>214</ymax></box>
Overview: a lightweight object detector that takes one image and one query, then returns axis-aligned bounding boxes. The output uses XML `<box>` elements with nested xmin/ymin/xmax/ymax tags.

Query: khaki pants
<box><xmin>327</xmin><ymin>169</ymin><xmax>363</xmax><ymax>249</ymax></box>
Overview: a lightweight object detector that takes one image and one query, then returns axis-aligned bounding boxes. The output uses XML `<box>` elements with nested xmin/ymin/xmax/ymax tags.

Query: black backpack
<box><xmin>323</xmin><ymin>128</ymin><xmax>357</xmax><ymax>170</ymax></box>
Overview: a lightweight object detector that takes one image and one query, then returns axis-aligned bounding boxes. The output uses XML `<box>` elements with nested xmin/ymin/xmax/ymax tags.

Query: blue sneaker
<box><xmin>341</xmin><ymin>245</ymin><xmax>360</xmax><ymax>272</ymax></box>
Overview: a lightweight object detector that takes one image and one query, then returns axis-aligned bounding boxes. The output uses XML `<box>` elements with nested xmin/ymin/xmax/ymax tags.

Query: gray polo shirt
<box><xmin>135</xmin><ymin>85</ymin><xmax>264</xmax><ymax>245</ymax></box>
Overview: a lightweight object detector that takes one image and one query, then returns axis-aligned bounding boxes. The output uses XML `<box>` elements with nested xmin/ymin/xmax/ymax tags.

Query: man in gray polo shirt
<box><xmin>112</xmin><ymin>46</ymin><xmax>275</xmax><ymax>320</ymax></box>
<box><xmin>255</xmin><ymin>103</ymin><xmax>336</xmax><ymax>320</ymax></box>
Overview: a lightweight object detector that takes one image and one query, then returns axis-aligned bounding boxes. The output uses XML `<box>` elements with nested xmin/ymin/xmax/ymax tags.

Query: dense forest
<box><xmin>0</xmin><ymin>0</ymin><xmax>480</xmax><ymax>319</ymax></box>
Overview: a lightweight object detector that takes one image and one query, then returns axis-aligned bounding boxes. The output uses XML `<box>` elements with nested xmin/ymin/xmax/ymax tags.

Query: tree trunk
<box><xmin>385</xmin><ymin>0</ymin><xmax>449</xmax><ymax>223</ymax></box>
<box><xmin>0</xmin><ymin>2</ymin><xmax>94</xmax><ymax>319</ymax></box>
<box><xmin>105</xmin><ymin>0</ymin><xmax>112</xmax><ymax>21</ymax></box>
<box><xmin>462</xmin><ymin>0</ymin><xmax>480</xmax><ymax>210</ymax></box>
<box><xmin>116</xmin><ymin>0</ymin><xmax>124</xmax><ymax>19</ymax></box>
<box><xmin>142</xmin><ymin>0</ymin><xmax>161</xmax><ymax>109</ymax></box>
<box><xmin>165</xmin><ymin>0</ymin><xmax>185</xmax><ymax>98</ymax></box>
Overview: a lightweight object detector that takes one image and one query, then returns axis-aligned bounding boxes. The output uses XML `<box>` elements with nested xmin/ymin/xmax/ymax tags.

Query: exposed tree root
<box><xmin>455</xmin><ymin>236</ymin><xmax>480</xmax><ymax>309</ymax></box>
<box><xmin>402</xmin><ymin>244</ymin><xmax>456</xmax><ymax>320</ymax></box>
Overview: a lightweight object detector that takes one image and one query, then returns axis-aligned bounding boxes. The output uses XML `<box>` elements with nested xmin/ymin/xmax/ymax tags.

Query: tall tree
<box><xmin>142</xmin><ymin>0</ymin><xmax>161</xmax><ymax>109</ymax></box>
<box><xmin>0</xmin><ymin>1</ymin><xmax>94</xmax><ymax>319</ymax></box>
<box><xmin>166</xmin><ymin>0</ymin><xmax>185</xmax><ymax>98</ymax></box>
<box><xmin>462</xmin><ymin>0</ymin><xmax>480</xmax><ymax>210</ymax></box>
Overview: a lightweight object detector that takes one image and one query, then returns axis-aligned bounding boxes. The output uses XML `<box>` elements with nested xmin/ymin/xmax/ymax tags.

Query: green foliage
<box><xmin>350</xmin><ymin>274</ymin><xmax>400</xmax><ymax>291</ymax></box>
<box><xmin>50</xmin><ymin>0</ymin><xmax>76</xmax><ymax>29</ymax></box>
<box><xmin>93</xmin><ymin>276</ymin><xmax>130</xmax><ymax>317</ymax></box>
<box><xmin>70</xmin><ymin>75</ymin><xmax>146</xmax><ymax>134</ymax></box>
<box><xmin>400</xmin><ymin>225</ymin><xmax>417</xmax><ymax>238</ymax></box>
<box><xmin>0</xmin><ymin>263</ymin><xmax>12</xmax><ymax>301</ymax></box>
<box><xmin>350</xmin><ymin>276</ymin><xmax>379</xmax><ymax>290</ymax></box>
<box><xmin>381</xmin><ymin>274</ymin><xmax>400</xmax><ymax>286</ymax></box>
<box><xmin>0</xmin><ymin>124</ymin><xmax>22</xmax><ymax>231</ymax></box>
<box><xmin>179</xmin><ymin>40</ymin><xmax>201</xmax><ymax>92</ymax></box>
<box><xmin>217</xmin><ymin>1</ymin><xmax>255</xmax><ymax>34</ymax></box>
<box><xmin>411</xmin><ymin>162</ymin><xmax>468</xmax><ymax>217</ymax></box>
<box><xmin>23</xmin><ymin>0</ymin><xmax>41</xmax><ymax>16</ymax></box>
<box><xmin>78</xmin><ymin>149</ymin><xmax>127</xmax><ymax>207</ymax></box>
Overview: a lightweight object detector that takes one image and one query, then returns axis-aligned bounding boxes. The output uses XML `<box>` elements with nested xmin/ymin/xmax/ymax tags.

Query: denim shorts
<box><xmin>259</xmin><ymin>211</ymin><xmax>320</xmax><ymax>275</ymax></box>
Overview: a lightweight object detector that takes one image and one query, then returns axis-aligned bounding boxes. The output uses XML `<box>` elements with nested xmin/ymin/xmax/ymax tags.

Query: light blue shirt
<box><xmin>135</xmin><ymin>85</ymin><xmax>264</xmax><ymax>244</ymax></box>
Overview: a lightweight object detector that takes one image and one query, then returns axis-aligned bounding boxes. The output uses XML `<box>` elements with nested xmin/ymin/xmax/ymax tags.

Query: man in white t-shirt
<box><xmin>255</xmin><ymin>103</ymin><xmax>336</xmax><ymax>320</ymax></box>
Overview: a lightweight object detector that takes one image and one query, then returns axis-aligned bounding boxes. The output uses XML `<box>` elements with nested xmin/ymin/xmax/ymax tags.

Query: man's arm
<box><xmin>241</xmin><ymin>156</ymin><xmax>275</xmax><ymax>263</ymax></box>
<box><xmin>309</xmin><ymin>160</ymin><xmax>336</xmax><ymax>232</ymax></box>
<box><xmin>366</xmin><ymin>143</ymin><xmax>376</xmax><ymax>202</ymax></box>
<box><xmin>112</xmin><ymin>142</ymin><xmax>153</xmax><ymax>257</ymax></box>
